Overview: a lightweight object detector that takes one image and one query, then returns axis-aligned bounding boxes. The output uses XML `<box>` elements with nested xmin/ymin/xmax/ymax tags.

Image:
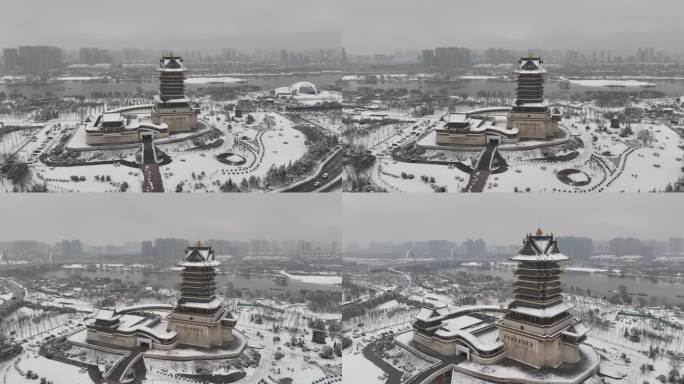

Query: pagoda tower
<box><xmin>499</xmin><ymin>229</ymin><xmax>589</xmax><ymax>369</ymax></box>
<box><xmin>158</xmin><ymin>55</ymin><xmax>187</xmax><ymax>101</ymax></box>
<box><xmin>506</xmin><ymin>56</ymin><xmax>557</xmax><ymax>139</ymax></box>
<box><xmin>151</xmin><ymin>55</ymin><xmax>198</xmax><ymax>133</ymax></box>
<box><xmin>166</xmin><ymin>243</ymin><xmax>237</xmax><ymax>348</ymax></box>
<box><xmin>513</xmin><ymin>57</ymin><xmax>546</xmax><ymax>105</ymax></box>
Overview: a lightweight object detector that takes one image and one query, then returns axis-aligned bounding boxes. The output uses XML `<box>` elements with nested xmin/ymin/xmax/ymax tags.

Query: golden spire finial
<box><xmin>196</xmin><ymin>240</ymin><xmax>203</xmax><ymax>247</ymax></box>
<box><xmin>535</xmin><ymin>227</ymin><xmax>544</xmax><ymax>236</ymax></box>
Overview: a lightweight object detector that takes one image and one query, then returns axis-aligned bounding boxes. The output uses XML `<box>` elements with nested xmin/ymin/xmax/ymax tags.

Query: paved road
<box><xmin>105</xmin><ymin>346</ymin><xmax>146</xmax><ymax>383</ymax></box>
<box><xmin>464</xmin><ymin>144</ymin><xmax>498</xmax><ymax>192</ymax></box>
<box><xmin>403</xmin><ymin>346</ymin><xmax>464</xmax><ymax>384</ymax></box>
<box><xmin>476</xmin><ymin>144</ymin><xmax>497</xmax><ymax>171</ymax></box>
<box><xmin>464</xmin><ymin>170</ymin><xmax>490</xmax><ymax>192</ymax></box>
<box><xmin>140</xmin><ymin>136</ymin><xmax>164</xmax><ymax>192</ymax></box>
<box><xmin>319</xmin><ymin>177</ymin><xmax>341</xmax><ymax>192</ymax></box>
<box><xmin>282</xmin><ymin>149</ymin><xmax>342</xmax><ymax>192</ymax></box>
<box><xmin>362</xmin><ymin>338</ymin><xmax>404</xmax><ymax>384</ymax></box>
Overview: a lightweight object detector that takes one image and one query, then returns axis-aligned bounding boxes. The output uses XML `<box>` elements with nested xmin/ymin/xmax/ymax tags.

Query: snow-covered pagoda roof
<box><xmin>159</xmin><ymin>55</ymin><xmax>186</xmax><ymax>72</ymax></box>
<box><xmin>92</xmin><ymin>309</ymin><xmax>121</xmax><ymax>323</ymax></box>
<box><xmin>415</xmin><ymin>307</ymin><xmax>441</xmax><ymax>322</ymax></box>
<box><xmin>179</xmin><ymin>243</ymin><xmax>220</xmax><ymax>267</ymax></box>
<box><xmin>511</xmin><ymin>228</ymin><xmax>569</xmax><ymax>262</ymax></box>
<box><xmin>562</xmin><ymin>320</ymin><xmax>590</xmax><ymax>339</ymax></box>
<box><xmin>509</xmin><ymin>301</ymin><xmax>574</xmax><ymax>318</ymax></box>
<box><xmin>515</xmin><ymin>56</ymin><xmax>546</xmax><ymax>74</ymax></box>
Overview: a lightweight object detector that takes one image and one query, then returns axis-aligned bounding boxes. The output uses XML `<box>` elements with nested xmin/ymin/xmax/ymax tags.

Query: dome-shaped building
<box><xmin>290</xmin><ymin>81</ymin><xmax>318</xmax><ymax>96</ymax></box>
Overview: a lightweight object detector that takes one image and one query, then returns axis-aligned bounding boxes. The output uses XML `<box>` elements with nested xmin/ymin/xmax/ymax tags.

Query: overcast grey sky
<box><xmin>0</xmin><ymin>195</ymin><xmax>340</xmax><ymax>245</ymax></box>
<box><xmin>342</xmin><ymin>0</ymin><xmax>684</xmax><ymax>54</ymax></box>
<box><xmin>343</xmin><ymin>195</ymin><xmax>684</xmax><ymax>244</ymax></box>
<box><xmin>3</xmin><ymin>1</ymin><xmax>680</xmax><ymax>54</ymax></box>
<box><xmin>0</xmin><ymin>0</ymin><xmax>341</xmax><ymax>50</ymax></box>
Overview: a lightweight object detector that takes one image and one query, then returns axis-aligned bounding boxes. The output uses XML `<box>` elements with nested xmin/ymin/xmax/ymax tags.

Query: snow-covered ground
<box><xmin>280</xmin><ymin>271</ymin><xmax>342</xmax><ymax>285</ymax></box>
<box><xmin>362</xmin><ymin>110</ymin><xmax>683</xmax><ymax>193</ymax></box>
<box><xmin>343</xmin><ymin>350</ymin><xmax>386</xmax><ymax>384</ymax></box>
<box><xmin>0</xmin><ymin>103</ymin><xmax>319</xmax><ymax>192</ymax></box>
<box><xmin>560</xmin><ymin>77</ymin><xmax>657</xmax><ymax>88</ymax></box>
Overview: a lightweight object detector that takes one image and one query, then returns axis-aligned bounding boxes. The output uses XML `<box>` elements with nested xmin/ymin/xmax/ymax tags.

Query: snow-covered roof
<box><xmin>159</xmin><ymin>56</ymin><xmax>186</xmax><ymax>72</ymax></box>
<box><xmin>179</xmin><ymin>245</ymin><xmax>220</xmax><ymax>267</ymax></box>
<box><xmin>511</xmin><ymin>229</ymin><xmax>569</xmax><ymax>262</ymax></box>
<box><xmin>93</xmin><ymin>309</ymin><xmax>119</xmax><ymax>321</ymax></box>
<box><xmin>447</xmin><ymin>113</ymin><xmax>469</xmax><ymax>124</ymax></box>
<box><xmin>438</xmin><ymin>315</ymin><xmax>482</xmax><ymax>333</ymax></box>
<box><xmin>114</xmin><ymin>314</ymin><xmax>177</xmax><ymax>341</ymax></box>
<box><xmin>415</xmin><ymin>308</ymin><xmax>439</xmax><ymax>322</ymax></box>
<box><xmin>438</xmin><ymin>113</ymin><xmax>519</xmax><ymax>137</ymax></box>
<box><xmin>154</xmin><ymin>95</ymin><xmax>191</xmax><ymax>104</ymax></box>
<box><xmin>515</xmin><ymin>101</ymin><xmax>549</xmax><ymax>108</ymax></box>
<box><xmin>101</xmin><ymin>112</ymin><xmax>123</xmax><ymax>124</ymax></box>
<box><xmin>179</xmin><ymin>296</ymin><xmax>223</xmax><ymax>310</ymax></box>
<box><xmin>508</xmin><ymin>301</ymin><xmax>574</xmax><ymax>318</ymax></box>
<box><xmin>515</xmin><ymin>57</ymin><xmax>547</xmax><ymax>74</ymax></box>
<box><xmin>562</xmin><ymin>320</ymin><xmax>590</xmax><ymax>338</ymax></box>
<box><xmin>434</xmin><ymin>316</ymin><xmax>503</xmax><ymax>353</ymax></box>
<box><xmin>291</xmin><ymin>81</ymin><xmax>318</xmax><ymax>95</ymax></box>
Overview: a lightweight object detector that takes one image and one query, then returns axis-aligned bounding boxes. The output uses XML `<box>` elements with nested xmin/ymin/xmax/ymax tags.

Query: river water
<box><xmin>452</xmin><ymin>264</ymin><xmax>684</xmax><ymax>306</ymax></box>
<box><xmin>341</xmin><ymin>78</ymin><xmax>684</xmax><ymax>98</ymax></box>
<box><xmin>0</xmin><ymin>73</ymin><xmax>342</xmax><ymax>98</ymax></box>
<box><xmin>6</xmin><ymin>76</ymin><xmax>684</xmax><ymax>100</ymax></box>
<box><xmin>42</xmin><ymin>267</ymin><xmax>339</xmax><ymax>297</ymax></box>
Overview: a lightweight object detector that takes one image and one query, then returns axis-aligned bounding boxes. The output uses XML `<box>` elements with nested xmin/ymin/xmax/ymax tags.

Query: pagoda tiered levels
<box><xmin>177</xmin><ymin>247</ymin><xmax>221</xmax><ymax>315</ymax></box>
<box><xmin>151</xmin><ymin>55</ymin><xmax>198</xmax><ymax>132</ymax></box>
<box><xmin>513</xmin><ymin>57</ymin><xmax>546</xmax><ymax>107</ymax></box>
<box><xmin>158</xmin><ymin>56</ymin><xmax>187</xmax><ymax>101</ymax></box>
<box><xmin>506</xmin><ymin>57</ymin><xmax>557</xmax><ymax>139</ymax></box>
<box><xmin>166</xmin><ymin>244</ymin><xmax>237</xmax><ymax>348</ymax></box>
<box><xmin>499</xmin><ymin>229</ymin><xmax>588</xmax><ymax>369</ymax></box>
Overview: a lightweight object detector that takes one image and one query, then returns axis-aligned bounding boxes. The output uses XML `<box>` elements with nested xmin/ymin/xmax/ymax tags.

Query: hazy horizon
<box><xmin>0</xmin><ymin>195</ymin><xmax>341</xmax><ymax>245</ymax></box>
<box><xmin>342</xmin><ymin>0</ymin><xmax>684</xmax><ymax>55</ymax></box>
<box><xmin>342</xmin><ymin>195</ymin><xmax>684</xmax><ymax>245</ymax></box>
<box><xmin>3</xmin><ymin>1</ymin><xmax>682</xmax><ymax>55</ymax></box>
<box><xmin>0</xmin><ymin>0</ymin><xmax>341</xmax><ymax>51</ymax></box>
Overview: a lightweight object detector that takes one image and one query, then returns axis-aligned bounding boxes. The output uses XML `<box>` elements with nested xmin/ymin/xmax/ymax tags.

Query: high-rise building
<box><xmin>78</xmin><ymin>47</ymin><xmax>112</xmax><ymax>65</ymax></box>
<box><xmin>556</xmin><ymin>237</ymin><xmax>593</xmax><ymax>259</ymax></box>
<box><xmin>17</xmin><ymin>45</ymin><xmax>62</xmax><ymax>72</ymax></box>
<box><xmin>2</xmin><ymin>48</ymin><xmax>19</xmax><ymax>71</ymax></box>
<box><xmin>669</xmin><ymin>237</ymin><xmax>684</xmax><ymax>255</ymax></box>
<box><xmin>608</xmin><ymin>237</ymin><xmax>642</xmax><ymax>256</ymax></box>
<box><xmin>422</xmin><ymin>49</ymin><xmax>434</xmax><ymax>70</ymax></box>
<box><xmin>462</xmin><ymin>239</ymin><xmax>487</xmax><ymax>257</ymax></box>
<box><xmin>141</xmin><ymin>241</ymin><xmax>155</xmax><ymax>258</ymax></box>
<box><xmin>154</xmin><ymin>238</ymin><xmax>189</xmax><ymax>261</ymax></box>
<box><xmin>60</xmin><ymin>239</ymin><xmax>82</xmax><ymax>258</ymax></box>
